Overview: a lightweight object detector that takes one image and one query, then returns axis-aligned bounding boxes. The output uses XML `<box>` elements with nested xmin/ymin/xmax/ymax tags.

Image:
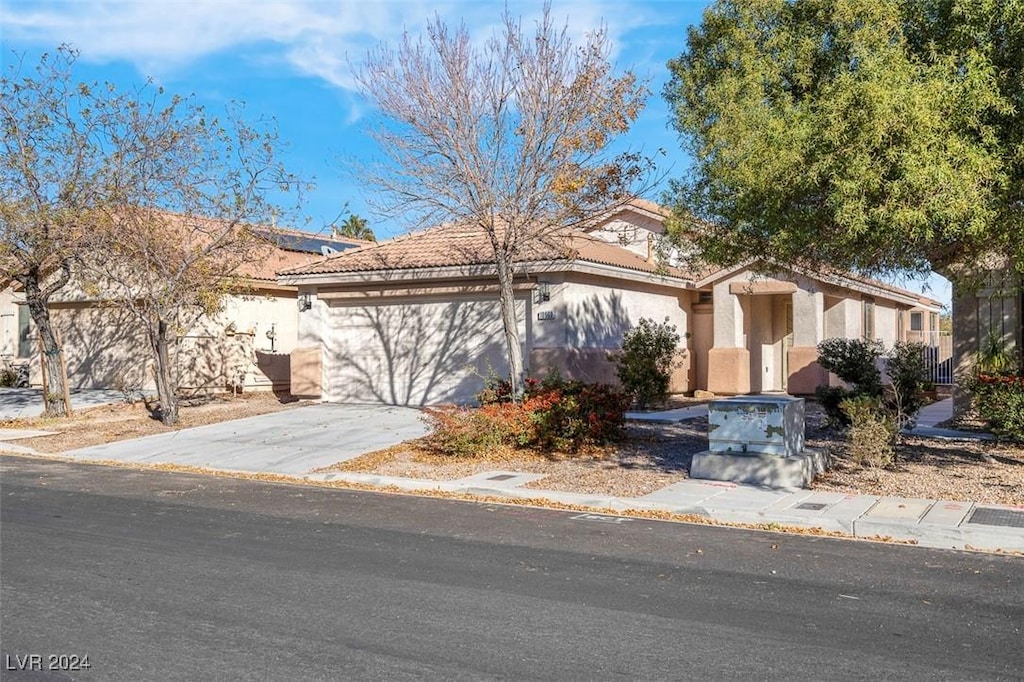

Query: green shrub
<box><xmin>816</xmin><ymin>338</ymin><xmax>883</xmax><ymax>396</ymax></box>
<box><xmin>611</xmin><ymin>317</ymin><xmax>682</xmax><ymax>409</ymax></box>
<box><xmin>527</xmin><ymin>379</ymin><xmax>631</xmax><ymax>450</ymax></box>
<box><xmin>970</xmin><ymin>373</ymin><xmax>1024</xmax><ymax>442</ymax></box>
<box><xmin>885</xmin><ymin>342</ymin><xmax>929</xmax><ymax>429</ymax></box>
<box><xmin>814</xmin><ymin>338</ymin><xmax>883</xmax><ymax>425</ymax></box>
<box><xmin>814</xmin><ymin>385</ymin><xmax>852</xmax><ymax>427</ymax></box>
<box><xmin>840</xmin><ymin>395</ymin><xmax>896</xmax><ymax>467</ymax></box>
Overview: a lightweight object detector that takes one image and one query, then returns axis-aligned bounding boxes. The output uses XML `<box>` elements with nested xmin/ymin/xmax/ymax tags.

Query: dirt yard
<box><xmin>0</xmin><ymin>392</ymin><xmax>304</xmax><ymax>453</ymax></box>
<box><xmin>323</xmin><ymin>403</ymin><xmax>1024</xmax><ymax>505</ymax></box>
<box><xmin>4</xmin><ymin>393</ymin><xmax>1021</xmax><ymax>505</ymax></box>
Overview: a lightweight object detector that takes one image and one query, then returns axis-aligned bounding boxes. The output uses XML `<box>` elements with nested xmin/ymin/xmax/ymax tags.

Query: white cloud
<box><xmin>1</xmin><ymin>0</ymin><xmax>682</xmax><ymax>89</ymax></box>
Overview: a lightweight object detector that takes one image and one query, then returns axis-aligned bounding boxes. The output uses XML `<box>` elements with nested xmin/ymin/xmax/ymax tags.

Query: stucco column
<box><xmin>788</xmin><ymin>288</ymin><xmax>825</xmax><ymax>394</ymax></box>
<box><xmin>707</xmin><ymin>281</ymin><xmax>750</xmax><ymax>394</ymax></box>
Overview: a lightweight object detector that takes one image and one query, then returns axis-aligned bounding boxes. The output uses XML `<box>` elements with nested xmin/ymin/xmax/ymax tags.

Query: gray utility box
<box><xmin>707</xmin><ymin>395</ymin><xmax>805</xmax><ymax>458</ymax></box>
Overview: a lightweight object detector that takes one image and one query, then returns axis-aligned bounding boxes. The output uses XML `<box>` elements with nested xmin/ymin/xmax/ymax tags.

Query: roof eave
<box><xmin>278</xmin><ymin>258</ymin><xmax>692</xmax><ymax>289</ymax></box>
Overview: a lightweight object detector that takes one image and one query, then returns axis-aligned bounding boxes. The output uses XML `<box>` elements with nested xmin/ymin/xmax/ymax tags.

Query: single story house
<box><xmin>279</xmin><ymin>201</ymin><xmax>943</xmax><ymax>405</ymax></box>
<box><xmin>4</xmin><ymin>225</ymin><xmax>366</xmax><ymax>393</ymax></box>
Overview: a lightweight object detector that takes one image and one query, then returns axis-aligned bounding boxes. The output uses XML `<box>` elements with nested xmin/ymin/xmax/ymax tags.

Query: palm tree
<box><xmin>332</xmin><ymin>214</ymin><xmax>375</xmax><ymax>241</ymax></box>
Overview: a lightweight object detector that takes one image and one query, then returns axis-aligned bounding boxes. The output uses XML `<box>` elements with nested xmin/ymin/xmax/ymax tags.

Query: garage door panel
<box><xmin>324</xmin><ymin>296</ymin><xmax>525</xmax><ymax>405</ymax></box>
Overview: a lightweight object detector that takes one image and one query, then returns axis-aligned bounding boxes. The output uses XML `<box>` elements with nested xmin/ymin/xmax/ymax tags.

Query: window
<box><xmin>930</xmin><ymin>312</ymin><xmax>939</xmax><ymax>332</ymax></box>
<box><xmin>698</xmin><ymin>291</ymin><xmax>713</xmax><ymax>304</ymax></box>
<box><xmin>910</xmin><ymin>311</ymin><xmax>923</xmax><ymax>332</ymax></box>
<box><xmin>862</xmin><ymin>298</ymin><xmax>875</xmax><ymax>340</ymax></box>
<box><xmin>17</xmin><ymin>304</ymin><xmax>30</xmax><ymax>358</ymax></box>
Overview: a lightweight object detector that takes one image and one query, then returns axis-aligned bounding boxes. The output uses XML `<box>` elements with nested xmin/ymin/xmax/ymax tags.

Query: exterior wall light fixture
<box><xmin>535</xmin><ymin>281</ymin><xmax>551</xmax><ymax>304</ymax></box>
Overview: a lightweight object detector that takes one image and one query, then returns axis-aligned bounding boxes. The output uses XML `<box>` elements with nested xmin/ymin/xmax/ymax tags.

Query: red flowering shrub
<box><xmin>970</xmin><ymin>372</ymin><xmax>1024</xmax><ymax>441</ymax></box>
<box><xmin>426</xmin><ymin>373</ymin><xmax>630</xmax><ymax>456</ymax></box>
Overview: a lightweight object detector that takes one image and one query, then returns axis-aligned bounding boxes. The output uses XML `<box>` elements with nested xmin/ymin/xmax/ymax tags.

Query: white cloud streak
<box><xmin>1</xmin><ymin>0</ymin><xmax>682</xmax><ymax>90</ymax></box>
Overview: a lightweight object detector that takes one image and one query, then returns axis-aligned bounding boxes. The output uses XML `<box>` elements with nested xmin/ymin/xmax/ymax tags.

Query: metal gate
<box><xmin>906</xmin><ymin>330</ymin><xmax>954</xmax><ymax>385</ymax></box>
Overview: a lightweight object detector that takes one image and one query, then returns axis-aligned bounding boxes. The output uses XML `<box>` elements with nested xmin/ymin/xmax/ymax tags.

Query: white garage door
<box><xmin>322</xmin><ymin>295</ymin><xmax>527</xmax><ymax>405</ymax></box>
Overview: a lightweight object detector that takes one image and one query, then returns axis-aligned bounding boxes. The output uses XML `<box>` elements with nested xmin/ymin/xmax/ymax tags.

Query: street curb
<box><xmin>6</xmin><ymin>452</ymin><xmax>1021</xmax><ymax>555</ymax></box>
<box><xmin>303</xmin><ymin>471</ymin><xmax>1024</xmax><ymax>554</ymax></box>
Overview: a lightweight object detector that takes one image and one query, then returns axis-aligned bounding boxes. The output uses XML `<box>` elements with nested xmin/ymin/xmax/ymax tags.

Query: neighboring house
<box><xmin>951</xmin><ymin>264</ymin><xmax>1023</xmax><ymax>414</ymax></box>
<box><xmin>0</xmin><ymin>281</ymin><xmax>29</xmax><ymax>367</ymax></box>
<box><xmin>279</xmin><ymin>201</ymin><xmax>943</xmax><ymax>405</ymax></box>
<box><xmin>15</xmin><ymin>226</ymin><xmax>366</xmax><ymax>393</ymax></box>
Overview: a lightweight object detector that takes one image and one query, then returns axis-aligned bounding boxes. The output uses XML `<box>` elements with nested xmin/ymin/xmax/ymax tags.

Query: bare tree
<box><xmin>0</xmin><ymin>46</ymin><xmax>105</xmax><ymax>416</ymax></box>
<box><xmin>355</xmin><ymin>3</ymin><xmax>651</xmax><ymax>398</ymax></box>
<box><xmin>86</xmin><ymin>92</ymin><xmax>303</xmax><ymax>426</ymax></box>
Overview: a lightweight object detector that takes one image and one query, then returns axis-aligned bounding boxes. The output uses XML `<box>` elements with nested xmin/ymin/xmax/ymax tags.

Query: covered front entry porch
<box><xmin>703</xmin><ymin>278</ymin><xmax>825</xmax><ymax>396</ymax></box>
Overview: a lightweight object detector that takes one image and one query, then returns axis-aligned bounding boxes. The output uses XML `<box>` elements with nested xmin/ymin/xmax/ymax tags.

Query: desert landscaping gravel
<box><xmin>4</xmin><ymin>393</ymin><xmax>1021</xmax><ymax>505</ymax></box>
<box><xmin>330</xmin><ymin>404</ymin><xmax>1024</xmax><ymax>505</ymax></box>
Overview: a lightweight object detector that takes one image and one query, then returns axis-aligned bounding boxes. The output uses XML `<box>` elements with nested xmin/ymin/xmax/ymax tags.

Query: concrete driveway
<box><xmin>0</xmin><ymin>388</ymin><xmax>125</xmax><ymax>420</ymax></box>
<box><xmin>59</xmin><ymin>404</ymin><xmax>427</xmax><ymax>475</ymax></box>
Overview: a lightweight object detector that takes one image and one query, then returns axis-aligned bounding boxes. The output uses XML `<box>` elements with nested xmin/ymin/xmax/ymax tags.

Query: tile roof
<box><xmin>280</xmin><ymin>223</ymin><xmax>691</xmax><ymax>280</ymax></box>
<box><xmin>115</xmin><ymin>209</ymin><xmax>364</xmax><ymax>283</ymax></box>
<box><xmin>694</xmin><ymin>261</ymin><xmax>943</xmax><ymax>307</ymax></box>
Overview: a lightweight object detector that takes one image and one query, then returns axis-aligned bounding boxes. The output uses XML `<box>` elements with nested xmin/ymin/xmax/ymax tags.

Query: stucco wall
<box><xmin>36</xmin><ymin>288</ymin><xmax>297</xmax><ymax>392</ymax></box>
<box><xmin>824</xmin><ymin>296</ymin><xmax>861</xmax><ymax>339</ymax></box>
<box><xmin>704</xmin><ymin>268</ymin><xmax>827</xmax><ymax>394</ymax></box>
<box><xmin>874</xmin><ymin>300</ymin><xmax>901</xmax><ymax>347</ymax></box>
<box><xmin>587</xmin><ymin>214</ymin><xmax>665</xmax><ymax>260</ymax></box>
<box><xmin>530</xmin><ymin>272</ymin><xmax>690</xmax><ymax>392</ymax></box>
<box><xmin>0</xmin><ymin>287</ymin><xmax>21</xmax><ymax>361</ymax></box>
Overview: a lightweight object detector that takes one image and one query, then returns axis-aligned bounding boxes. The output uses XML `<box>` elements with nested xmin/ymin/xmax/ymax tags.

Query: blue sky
<box><xmin>0</xmin><ymin>0</ymin><xmax>950</xmax><ymax>305</ymax></box>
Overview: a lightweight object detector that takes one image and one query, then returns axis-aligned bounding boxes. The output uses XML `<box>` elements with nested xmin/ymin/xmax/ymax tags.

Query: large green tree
<box><xmin>664</xmin><ymin>0</ymin><xmax>1022</xmax><ymax>281</ymax></box>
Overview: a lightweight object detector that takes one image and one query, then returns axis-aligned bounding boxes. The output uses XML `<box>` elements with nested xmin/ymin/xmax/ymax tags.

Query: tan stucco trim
<box><xmin>695</xmin><ymin>261</ymin><xmax>934</xmax><ymax>310</ymax></box>
<box><xmin>786</xmin><ymin>346</ymin><xmax>826</xmax><ymax>395</ymax></box>
<box><xmin>290</xmin><ymin>346</ymin><xmax>322</xmax><ymax>398</ymax></box>
<box><xmin>320</xmin><ymin>282</ymin><xmax>535</xmax><ymax>300</ymax></box>
<box><xmin>707</xmin><ymin>347</ymin><xmax>750</xmax><ymax>394</ymax></box>
<box><xmin>728</xmin><ymin>281</ymin><xmax>798</xmax><ymax>295</ymax></box>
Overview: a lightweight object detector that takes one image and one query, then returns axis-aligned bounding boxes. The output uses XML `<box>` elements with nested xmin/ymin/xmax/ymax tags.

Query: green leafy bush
<box><xmin>839</xmin><ymin>395</ymin><xmax>896</xmax><ymax>467</ymax></box>
<box><xmin>885</xmin><ymin>342</ymin><xmax>929</xmax><ymax>429</ymax></box>
<box><xmin>428</xmin><ymin>374</ymin><xmax>630</xmax><ymax>456</ymax></box>
<box><xmin>611</xmin><ymin>317</ymin><xmax>682</xmax><ymax>409</ymax></box>
<box><xmin>816</xmin><ymin>338</ymin><xmax>883</xmax><ymax>395</ymax></box>
<box><xmin>815</xmin><ymin>338</ymin><xmax>884</xmax><ymax>426</ymax></box>
<box><xmin>969</xmin><ymin>373</ymin><xmax>1024</xmax><ymax>442</ymax></box>
<box><xmin>814</xmin><ymin>385</ymin><xmax>851</xmax><ymax>427</ymax></box>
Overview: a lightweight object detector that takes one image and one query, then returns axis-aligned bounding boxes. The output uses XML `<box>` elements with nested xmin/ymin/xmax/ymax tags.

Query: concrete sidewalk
<box><xmin>905</xmin><ymin>398</ymin><xmax>995</xmax><ymax>440</ymax></box>
<box><xmin>305</xmin><ymin>470</ymin><xmax>1024</xmax><ymax>553</ymax></box>
<box><xmin>3</xmin><ymin>399</ymin><xmax>1021</xmax><ymax>553</ymax></box>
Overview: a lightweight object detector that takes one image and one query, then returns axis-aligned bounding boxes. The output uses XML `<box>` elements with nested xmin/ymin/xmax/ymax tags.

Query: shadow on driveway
<box><xmin>0</xmin><ymin>388</ymin><xmax>125</xmax><ymax>420</ymax></box>
<box><xmin>60</xmin><ymin>404</ymin><xmax>427</xmax><ymax>475</ymax></box>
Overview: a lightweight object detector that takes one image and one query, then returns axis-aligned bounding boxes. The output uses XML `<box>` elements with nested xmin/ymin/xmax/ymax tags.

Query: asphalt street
<box><xmin>2</xmin><ymin>455</ymin><xmax>1022</xmax><ymax>681</ymax></box>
